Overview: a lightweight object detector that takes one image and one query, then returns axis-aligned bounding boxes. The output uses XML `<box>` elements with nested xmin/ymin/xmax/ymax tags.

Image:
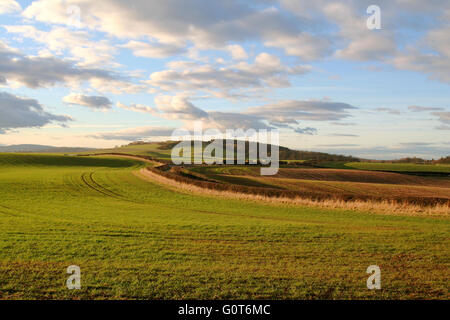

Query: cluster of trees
<box><xmin>370</xmin><ymin>156</ymin><xmax>450</xmax><ymax>164</ymax></box>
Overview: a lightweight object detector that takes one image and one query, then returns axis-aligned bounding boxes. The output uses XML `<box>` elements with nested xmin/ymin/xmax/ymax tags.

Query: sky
<box><xmin>0</xmin><ymin>0</ymin><xmax>449</xmax><ymax>159</ymax></box>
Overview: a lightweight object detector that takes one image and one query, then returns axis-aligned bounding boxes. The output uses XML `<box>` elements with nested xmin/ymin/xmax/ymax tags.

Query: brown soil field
<box><xmin>202</xmin><ymin>167</ymin><xmax>450</xmax><ymax>187</ymax></box>
<box><xmin>183</xmin><ymin>166</ymin><xmax>450</xmax><ymax>206</ymax></box>
<box><xmin>273</xmin><ymin>168</ymin><xmax>450</xmax><ymax>187</ymax></box>
<box><xmin>245</xmin><ymin>176</ymin><xmax>450</xmax><ymax>200</ymax></box>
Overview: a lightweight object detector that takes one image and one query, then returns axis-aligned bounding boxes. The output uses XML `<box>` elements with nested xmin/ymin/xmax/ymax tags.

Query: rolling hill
<box><xmin>0</xmin><ymin>144</ymin><xmax>94</xmax><ymax>153</ymax></box>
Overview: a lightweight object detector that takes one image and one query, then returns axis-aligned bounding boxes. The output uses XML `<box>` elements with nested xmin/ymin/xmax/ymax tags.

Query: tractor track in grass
<box><xmin>84</xmin><ymin>172</ymin><xmax>124</xmax><ymax>198</ymax></box>
<box><xmin>79</xmin><ymin>170</ymin><xmax>291</xmax><ymax>223</ymax></box>
<box><xmin>80</xmin><ymin>172</ymin><xmax>138</xmax><ymax>203</ymax></box>
<box><xmin>78</xmin><ymin>167</ymin><xmax>312</xmax><ymax>224</ymax></box>
<box><xmin>0</xmin><ymin>204</ymin><xmax>19</xmax><ymax>217</ymax></box>
<box><xmin>0</xmin><ymin>209</ymin><xmax>17</xmax><ymax>217</ymax></box>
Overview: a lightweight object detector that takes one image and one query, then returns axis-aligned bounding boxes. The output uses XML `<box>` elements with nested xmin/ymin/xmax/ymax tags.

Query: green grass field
<box><xmin>0</xmin><ymin>154</ymin><xmax>448</xmax><ymax>299</ymax></box>
<box><xmin>322</xmin><ymin>161</ymin><xmax>450</xmax><ymax>173</ymax></box>
<box><xmin>85</xmin><ymin>143</ymin><xmax>174</xmax><ymax>160</ymax></box>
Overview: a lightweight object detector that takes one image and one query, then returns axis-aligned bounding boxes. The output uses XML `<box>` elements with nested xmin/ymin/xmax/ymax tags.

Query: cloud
<box><xmin>0</xmin><ymin>40</ymin><xmax>128</xmax><ymax>91</ymax></box>
<box><xmin>63</xmin><ymin>93</ymin><xmax>113</xmax><ymax>110</ymax></box>
<box><xmin>115</xmin><ymin>96</ymin><xmax>357</xmax><ymax>138</ymax></box>
<box><xmin>392</xmin><ymin>48</ymin><xmax>450</xmax><ymax>84</ymax></box>
<box><xmin>283</xmin><ymin>0</ymin><xmax>450</xmax><ymax>83</ymax></box>
<box><xmin>147</xmin><ymin>53</ymin><xmax>311</xmax><ymax>98</ymax></box>
<box><xmin>122</xmin><ymin>40</ymin><xmax>187</xmax><ymax>59</ymax></box>
<box><xmin>432</xmin><ymin>111</ymin><xmax>450</xmax><ymax>124</ymax></box>
<box><xmin>22</xmin><ymin>0</ymin><xmax>326</xmax><ymax>59</ymax></box>
<box><xmin>88</xmin><ymin>126</ymin><xmax>176</xmax><ymax>141</ymax></box>
<box><xmin>207</xmin><ymin>112</ymin><xmax>270</xmax><ymax>131</ymax></box>
<box><xmin>154</xmin><ymin>95</ymin><xmax>209</xmax><ymax>120</ymax></box>
<box><xmin>227</xmin><ymin>44</ymin><xmax>248</xmax><ymax>60</ymax></box>
<box><xmin>265</xmin><ymin>32</ymin><xmax>332</xmax><ymax>61</ymax></box>
<box><xmin>18</xmin><ymin>0</ymin><xmax>450</xmax><ymax>85</ymax></box>
<box><xmin>375</xmin><ymin>108</ymin><xmax>401</xmax><ymax>115</ymax></box>
<box><xmin>0</xmin><ymin>0</ymin><xmax>21</xmax><ymax>14</ymax></box>
<box><xmin>330</xmin><ymin>133</ymin><xmax>359</xmax><ymax>137</ymax></box>
<box><xmin>246</xmin><ymin>100</ymin><xmax>357</xmax><ymax>122</ymax></box>
<box><xmin>330</xmin><ymin>122</ymin><xmax>356</xmax><ymax>126</ymax></box>
<box><xmin>318</xmin><ymin>2</ymin><xmax>396</xmax><ymax>61</ymax></box>
<box><xmin>116</xmin><ymin>102</ymin><xmax>156</xmax><ymax>114</ymax></box>
<box><xmin>313</xmin><ymin>143</ymin><xmax>450</xmax><ymax>160</ymax></box>
<box><xmin>408</xmin><ymin>105</ymin><xmax>445</xmax><ymax>112</ymax></box>
<box><xmin>398</xmin><ymin>142</ymin><xmax>433</xmax><ymax>147</ymax></box>
<box><xmin>336</xmin><ymin>33</ymin><xmax>397</xmax><ymax>61</ymax></box>
<box><xmin>4</xmin><ymin>25</ymin><xmax>117</xmax><ymax>67</ymax></box>
<box><xmin>318</xmin><ymin>144</ymin><xmax>360</xmax><ymax>147</ymax></box>
<box><xmin>391</xmin><ymin>25</ymin><xmax>450</xmax><ymax>83</ymax></box>
<box><xmin>117</xmin><ymin>94</ymin><xmax>212</xmax><ymax>122</ymax></box>
<box><xmin>0</xmin><ymin>91</ymin><xmax>71</xmax><ymax>133</ymax></box>
<box><xmin>294</xmin><ymin>127</ymin><xmax>317</xmax><ymax>135</ymax></box>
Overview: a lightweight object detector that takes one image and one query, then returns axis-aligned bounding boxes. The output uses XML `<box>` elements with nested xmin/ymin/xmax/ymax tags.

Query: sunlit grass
<box><xmin>0</xmin><ymin>154</ymin><xmax>448</xmax><ymax>299</ymax></box>
<box><xmin>323</xmin><ymin>161</ymin><xmax>450</xmax><ymax>173</ymax></box>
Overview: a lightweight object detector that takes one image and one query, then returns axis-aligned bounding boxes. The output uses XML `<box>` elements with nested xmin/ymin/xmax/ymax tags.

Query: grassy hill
<box><xmin>0</xmin><ymin>144</ymin><xmax>94</xmax><ymax>153</ymax></box>
<box><xmin>88</xmin><ymin>141</ymin><xmax>360</xmax><ymax>162</ymax></box>
<box><xmin>0</xmin><ymin>153</ymin><xmax>448</xmax><ymax>299</ymax></box>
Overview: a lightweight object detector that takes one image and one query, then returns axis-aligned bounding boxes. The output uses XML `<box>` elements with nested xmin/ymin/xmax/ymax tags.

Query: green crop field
<box><xmin>85</xmin><ymin>143</ymin><xmax>174</xmax><ymax>160</ymax></box>
<box><xmin>322</xmin><ymin>161</ymin><xmax>450</xmax><ymax>173</ymax></box>
<box><xmin>0</xmin><ymin>154</ymin><xmax>448</xmax><ymax>299</ymax></box>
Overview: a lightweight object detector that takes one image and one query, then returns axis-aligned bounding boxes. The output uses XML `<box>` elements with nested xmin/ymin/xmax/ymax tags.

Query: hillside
<box><xmin>91</xmin><ymin>141</ymin><xmax>360</xmax><ymax>162</ymax></box>
<box><xmin>0</xmin><ymin>144</ymin><xmax>94</xmax><ymax>153</ymax></box>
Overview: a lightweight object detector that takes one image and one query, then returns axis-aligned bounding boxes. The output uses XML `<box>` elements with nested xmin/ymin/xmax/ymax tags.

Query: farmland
<box><xmin>0</xmin><ymin>153</ymin><xmax>448</xmax><ymax>299</ymax></box>
<box><xmin>173</xmin><ymin>165</ymin><xmax>450</xmax><ymax>207</ymax></box>
<box><xmin>320</xmin><ymin>161</ymin><xmax>450</xmax><ymax>173</ymax></box>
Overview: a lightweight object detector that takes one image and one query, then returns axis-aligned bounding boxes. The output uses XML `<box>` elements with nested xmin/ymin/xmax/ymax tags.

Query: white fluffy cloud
<box><xmin>0</xmin><ymin>91</ymin><xmax>71</xmax><ymax>133</ymax></box>
<box><xmin>15</xmin><ymin>0</ymin><xmax>450</xmax><ymax>85</ymax></box>
<box><xmin>116</xmin><ymin>102</ymin><xmax>156</xmax><ymax>114</ymax></box>
<box><xmin>148</xmin><ymin>53</ymin><xmax>311</xmax><ymax>98</ymax></box>
<box><xmin>227</xmin><ymin>44</ymin><xmax>248</xmax><ymax>60</ymax></box>
<box><xmin>0</xmin><ymin>0</ymin><xmax>21</xmax><ymax>14</ymax></box>
<box><xmin>154</xmin><ymin>95</ymin><xmax>209</xmax><ymax>120</ymax></box>
<box><xmin>114</xmin><ymin>95</ymin><xmax>357</xmax><ymax>139</ymax></box>
<box><xmin>0</xmin><ymin>40</ymin><xmax>115</xmax><ymax>89</ymax></box>
<box><xmin>20</xmin><ymin>1</ymin><xmax>297</xmax><ymax>45</ymax></box>
<box><xmin>4</xmin><ymin>25</ymin><xmax>117</xmax><ymax>67</ymax></box>
<box><xmin>122</xmin><ymin>40</ymin><xmax>187</xmax><ymax>59</ymax></box>
<box><xmin>21</xmin><ymin>0</ymin><xmax>333</xmax><ymax>64</ymax></box>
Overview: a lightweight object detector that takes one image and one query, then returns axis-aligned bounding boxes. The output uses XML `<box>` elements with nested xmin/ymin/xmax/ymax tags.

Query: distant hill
<box><xmin>0</xmin><ymin>144</ymin><xmax>94</xmax><ymax>153</ymax></box>
<box><xmin>364</xmin><ymin>156</ymin><xmax>450</xmax><ymax>165</ymax></box>
<box><xmin>96</xmin><ymin>141</ymin><xmax>360</xmax><ymax>162</ymax></box>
